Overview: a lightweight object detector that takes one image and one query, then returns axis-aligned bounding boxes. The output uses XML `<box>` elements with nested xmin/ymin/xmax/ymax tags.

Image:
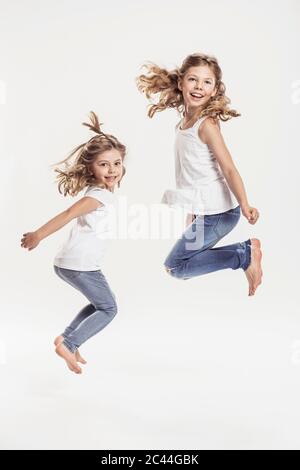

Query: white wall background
<box><xmin>0</xmin><ymin>0</ymin><xmax>299</xmax><ymax>450</ymax></box>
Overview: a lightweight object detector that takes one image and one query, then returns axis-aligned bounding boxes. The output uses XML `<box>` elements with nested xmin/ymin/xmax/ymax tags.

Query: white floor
<box><xmin>1</xmin><ymin>246</ymin><xmax>299</xmax><ymax>450</ymax></box>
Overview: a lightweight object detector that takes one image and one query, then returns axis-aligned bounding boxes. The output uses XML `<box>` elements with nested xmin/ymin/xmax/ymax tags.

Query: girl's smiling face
<box><xmin>90</xmin><ymin>149</ymin><xmax>123</xmax><ymax>191</ymax></box>
<box><xmin>178</xmin><ymin>65</ymin><xmax>217</xmax><ymax>111</ymax></box>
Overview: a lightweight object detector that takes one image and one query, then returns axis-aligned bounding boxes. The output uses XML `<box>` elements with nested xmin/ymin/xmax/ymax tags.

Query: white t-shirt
<box><xmin>161</xmin><ymin>116</ymin><xmax>239</xmax><ymax>215</ymax></box>
<box><xmin>54</xmin><ymin>186</ymin><xmax>117</xmax><ymax>271</ymax></box>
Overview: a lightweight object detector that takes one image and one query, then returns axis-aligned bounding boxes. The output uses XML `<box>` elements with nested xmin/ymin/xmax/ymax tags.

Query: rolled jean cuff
<box><xmin>62</xmin><ymin>328</ymin><xmax>73</xmax><ymax>338</ymax></box>
<box><xmin>240</xmin><ymin>239</ymin><xmax>251</xmax><ymax>271</ymax></box>
<box><xmin>62</xmin><ymin>338</ymin><xmax>77</xmax><ymax>354</ymax></box>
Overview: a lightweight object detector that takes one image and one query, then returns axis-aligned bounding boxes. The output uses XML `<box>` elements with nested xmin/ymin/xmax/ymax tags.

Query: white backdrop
<box><xmin>0</xmin><ymin>0</ymin><xmax>300</xmax><ymax>450</ymax></box>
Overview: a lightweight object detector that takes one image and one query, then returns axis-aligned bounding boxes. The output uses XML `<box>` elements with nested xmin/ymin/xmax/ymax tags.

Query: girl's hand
<box><xmin>20</xmin><ymin>231</ymin><xmax>40</xmax><ymax>250</ymax></box>
<box><xmin>241</xmin><ymin>205</ymin><xmax>260</xmax><ymax>225</ymax></box>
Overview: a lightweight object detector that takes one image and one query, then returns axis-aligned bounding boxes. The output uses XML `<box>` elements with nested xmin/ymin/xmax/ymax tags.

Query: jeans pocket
<box><xmin>203</xmin><ymin>213</ymin><xmax>222</xmax><ymax>239</ymax></box>
<box><xmin>214</xmin><ymin>207</ymin><xmax>240</xmax><ymax>238</ymax></box>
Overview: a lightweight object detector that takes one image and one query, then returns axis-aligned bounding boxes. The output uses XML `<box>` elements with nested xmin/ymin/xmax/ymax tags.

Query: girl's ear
<box><xmin>178</xmin><ymin>79</ymin><xmax>182</xmax><ymax>91</ymax></box>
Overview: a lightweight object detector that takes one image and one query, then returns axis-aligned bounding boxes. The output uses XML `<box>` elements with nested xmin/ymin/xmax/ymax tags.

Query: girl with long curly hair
<box><xmin>20</xmin><ymin>111</ymin><xmax>126</xmax><ymax>374</ymax></box>
<box><xmin>136</xmin><ymin>52</ymin><xmax>263</xmax><ymax>296</ymax></box>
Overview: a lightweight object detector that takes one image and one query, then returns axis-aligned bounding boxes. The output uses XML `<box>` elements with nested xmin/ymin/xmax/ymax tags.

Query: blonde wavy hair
<box><xmin>52</xmin><ymin>111</ymin><xmax>126</xmax><ymax>197</ymax></box>
<box><xmin>136</xmin><ymin>52</ymin><xmax>240</xmax><ymax>122</ymax></box>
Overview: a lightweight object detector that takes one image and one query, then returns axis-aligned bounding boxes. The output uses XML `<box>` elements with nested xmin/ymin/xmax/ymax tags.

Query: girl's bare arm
<box><xmin>21</xmin><ymin>197</ymin><xmax>102</xmax><ymax>250</ymax></box>
<box><xmin>199</xmin><ymin>119</ymin><xmax>259</xmax><ymax>224</ymax></box>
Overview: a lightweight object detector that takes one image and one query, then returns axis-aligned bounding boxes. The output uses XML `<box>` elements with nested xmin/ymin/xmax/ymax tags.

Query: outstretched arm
<box><xmin>21</xmin><ymin>196</ymin><xmax>102</xmax><ymax>251</ymax></box>
<box><xmin>199</xmin><ymin>118</ymin><xmax>259</xmax><ymax>224</ymax></box>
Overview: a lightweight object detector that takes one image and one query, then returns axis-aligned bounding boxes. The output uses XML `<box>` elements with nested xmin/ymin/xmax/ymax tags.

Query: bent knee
<box><xmin>164</xmin><ymin>263</ymin><xmax>188</xmax><ymax>280</ymax></box>
<box><xmin>164</xmin><ymin>264</ymin><xmax>179</xmax><ymax>279</ymax></box>
<box><xmin>95</xmin><ymin>301</ymin><xmax>118</xmax><ymax>318</ymax></box>
<box><xmin>109</xmin><ymin>302</ymin><xmax>118</xmax><ymax>317</ymax></box>
<box><xmin>164</xmin><ymin>264</ymin><xmax>175</xmax><ymax>275</ymax></box>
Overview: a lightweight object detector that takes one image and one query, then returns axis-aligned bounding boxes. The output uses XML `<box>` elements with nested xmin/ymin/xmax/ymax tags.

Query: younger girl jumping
<box><xmin>21</xmin><ymin>112</ymin><xmax>126</xmax><ymax>374</ymax></box>
<box><xmin>136</xmin><ymin>53</ymin><xmax>263</xmax><ymax>296</ymax></box>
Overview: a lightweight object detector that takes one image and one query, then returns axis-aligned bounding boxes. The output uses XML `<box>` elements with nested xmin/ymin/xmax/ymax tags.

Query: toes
<box><xmin>76</xmin><ymin>357</ymin><xmax>86</xmax><ymax>365</ymax></box>
<box><xmin>67</xmin><ymin>361</ymin><xmax>82</xmax><ymax>373</ymax></box>
<box><xmin>75</xmin><ymin>352</ymin><xmax>87</xmax><ymax>364</ymax></box>
<box><xmin>55</xmin><ymin>341</ymin><xmax>85</xmax><ymax>372</ymax></box>
<box><xmin>71</xmin><ymin>362</ymin><xmax>82</xmax><ymax>373</ymax></box>
<box><xmin>66</xmin><ymin>362</ymin><xmax>76</xmax><ymax>372</ymax></box>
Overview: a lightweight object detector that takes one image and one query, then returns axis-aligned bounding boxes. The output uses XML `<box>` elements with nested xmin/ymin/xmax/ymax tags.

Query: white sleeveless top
<box><xmin>161</xmin><ymin>116</ymin><xmax>239</xmax><ymax>215</ymax></box>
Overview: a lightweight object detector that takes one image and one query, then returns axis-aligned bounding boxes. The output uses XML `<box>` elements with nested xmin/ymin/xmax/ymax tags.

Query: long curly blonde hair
<box><xmin>52</xmin><ymin>111</ymin><xmax>126</xmax><ymax>197</ymax></box>
<box><xmin>136</xmin><ymin>52</ymin><xmax>240</xmax><ymax>122</ymax></box>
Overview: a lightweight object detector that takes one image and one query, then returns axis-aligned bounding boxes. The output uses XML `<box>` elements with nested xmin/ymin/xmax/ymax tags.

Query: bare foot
<box><xmin>244</xmin><ymin>238</ymin><xmax>263</xmax><ymax>296</ymax></box>
<box><xmin>54</xmin><ymin>335</ymin><xmax>87</xmax><ymax>364</ymax></box>
<box><xmin>55</xmin><ymin>342</ymin><xmax>82</xmax><ymax>374</ymax></box>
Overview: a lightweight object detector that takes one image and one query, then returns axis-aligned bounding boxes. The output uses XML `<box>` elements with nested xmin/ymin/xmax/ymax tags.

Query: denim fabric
<box><xmin>164</xmin><ymin>205</ymin><xmax>251</xmax><ymax>280</ymax></box>
<box><xmin>54</xmin><ymin>266</ymin><xmax>117</xmax><ymax>353</ymax></box>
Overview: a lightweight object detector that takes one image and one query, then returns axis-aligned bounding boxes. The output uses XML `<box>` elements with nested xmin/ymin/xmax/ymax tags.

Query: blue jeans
<box><xmin>164</xmin><ymin>205</ymin><xmax>251</xmax><ymax>280</ymax></box>
<box><xmin>53</xmin><ymin>266</ymin><xmax>118</xmax><ymax>353</ymax></box>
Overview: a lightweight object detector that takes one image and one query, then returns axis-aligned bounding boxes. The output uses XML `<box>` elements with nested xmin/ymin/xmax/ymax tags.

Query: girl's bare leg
<box><xmin>244</xmin><ymin>238</ymin><xmax>263</xmax><ymax>296</ymax></box>
<box><xmin>55</xmin><ymin>342</ymin><xmax>82</xmax><ymax>374</ymax></box>
<box><xmin>54</xmin><ymin>335</ymin><xmax>87</xmax><ymax>364</ymax></box>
